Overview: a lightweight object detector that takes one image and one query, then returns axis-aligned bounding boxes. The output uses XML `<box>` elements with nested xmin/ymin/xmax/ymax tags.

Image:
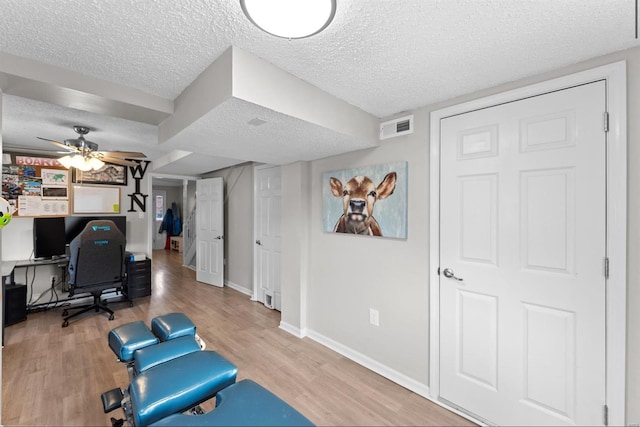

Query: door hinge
<box><xmin>437</xmin><ymin>267</ymin><xmax>440</xmax><ymax>276</ymax></box>
<box><xmin>603</xmin><ymin>404</ymin><xmax>609</xmax><ymax>426</ymax></box>
<box><xmin>604</xmin><ymin>112</ymin><xmax>609</xmax><ymax>133</ymax></box>
<box><xmin>604</xmin><ymin>257</ymin><xmax>610</xmax><ymax>279</ymax></box>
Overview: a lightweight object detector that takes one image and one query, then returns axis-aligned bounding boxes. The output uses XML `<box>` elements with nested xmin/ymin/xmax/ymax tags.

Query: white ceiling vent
<box><xmin>380</xmin><ymin>115</ymin><xmax>414</xmax><ymax>140</ymax></box>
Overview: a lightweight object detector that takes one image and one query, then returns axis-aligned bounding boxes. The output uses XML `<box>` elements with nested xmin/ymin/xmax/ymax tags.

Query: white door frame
<box><xmin>429</xmin><ymin>61</ymin><xmax>627</xmax><ymax>426</ymax></box>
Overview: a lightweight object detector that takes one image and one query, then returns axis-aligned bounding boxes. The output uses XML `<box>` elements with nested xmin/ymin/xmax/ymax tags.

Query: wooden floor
<box><xmin>2</xmin><ymin>249</ymin><xmax>473</xmax><ymax>426</ymax></box>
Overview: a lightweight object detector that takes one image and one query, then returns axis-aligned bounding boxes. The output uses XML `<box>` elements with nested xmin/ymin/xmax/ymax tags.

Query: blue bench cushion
<box><xmin>134</xmin><ymin>335</ymin><xmax>201</xmax><ymax>373</ymax></box>
<box><xmin>108</xmin><ymin>321</ymin><xmax>159</xmax><ymax>362</ymax></box>
<box><xmin>130</xmin><ymin>350</ymin><xmax>237</xmax><ymax>427</ymax></box>
<box><xmin>149</xmin><ymin>380</ymin><xmax>314</xmax><ymax>427</ymax></box>
<box><xmin>151</xmin><ymin>312</ymin><xmax>196</xmax><ymax>341</ymax></box>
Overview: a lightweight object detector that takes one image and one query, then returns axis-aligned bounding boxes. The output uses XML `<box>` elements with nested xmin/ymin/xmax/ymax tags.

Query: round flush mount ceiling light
<box><xmin>240</xmin><ymin>0</ymin><xmax>336</xmax><ymax>39</ymax></box>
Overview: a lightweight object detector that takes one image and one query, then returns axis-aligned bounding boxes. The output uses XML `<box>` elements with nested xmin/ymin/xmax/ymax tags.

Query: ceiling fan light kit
<box><xmin>58</xmin><ymin>154</ymin><xmax>105</xmax><ymax>171</ymax></box>
<box><xmin>240</xmin><ymin>0</ymin><xmax>336</xmax><ymax>39</ymax></box>
<box><xmin>36</xmin><ymin>124</ymin><xmax>146</xmax><ymax>171</ymax></box>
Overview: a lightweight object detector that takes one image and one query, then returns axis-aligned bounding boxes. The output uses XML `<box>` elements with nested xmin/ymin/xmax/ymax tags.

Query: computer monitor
<box><xmin>33</xmin><ymin>217</ymin><xmax>67</xmax><ymax>260</ymax></box>
<box><xmin>64</xmin><ymin>215</ymin><xmax>127</xmax><ymax>244</ymax></box>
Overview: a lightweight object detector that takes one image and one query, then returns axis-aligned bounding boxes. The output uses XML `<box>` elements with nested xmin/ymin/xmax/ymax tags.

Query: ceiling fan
<box><xmin>37</xmin><ymin>125</ymin><xmax>146</xmax><ymax>171</ymax></box>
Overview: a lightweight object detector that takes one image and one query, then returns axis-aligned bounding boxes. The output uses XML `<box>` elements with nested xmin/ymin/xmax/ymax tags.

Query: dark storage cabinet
<box><xmin>4</xmin><ymin>283</ymin><xmax>27</xmax><ymax>328</ymax></box>
<box><xmin>125</xmin><ymin>259</ymin><xmax>151</xmax><ymax>299</ymax></box>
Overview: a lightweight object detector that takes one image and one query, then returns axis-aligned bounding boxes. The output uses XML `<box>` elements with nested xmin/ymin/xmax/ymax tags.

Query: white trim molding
<box><xmin>305</xmin><ymin>329</ymin><xmax>430</xmax><ymax>399</ymax></box>
<box><xmin>224</xmin><ymin>280</ymin><xmax>252</xmax><ymax>296</ymax></box>
<box><xmin>429</xmin><ymin>61</ymin><xmax>627</xmax><ymax>426</ymax></box>
<box><xmin>279</xmin><ymin>321</ymin><xmax>307</xmax><ymax>338</ymax></box>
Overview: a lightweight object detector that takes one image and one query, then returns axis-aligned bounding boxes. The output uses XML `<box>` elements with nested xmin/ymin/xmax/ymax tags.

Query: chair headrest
<box><xmin>74</xmin><ymin>219</ymin><xmax>125</xmax><ymax>244</ymax></box>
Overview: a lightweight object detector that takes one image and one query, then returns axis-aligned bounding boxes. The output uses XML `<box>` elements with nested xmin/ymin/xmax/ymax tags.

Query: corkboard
<box><xmin>2</xmin><ymin>155</ymin><xmax>70</xmax><ymax>217</ymax></box>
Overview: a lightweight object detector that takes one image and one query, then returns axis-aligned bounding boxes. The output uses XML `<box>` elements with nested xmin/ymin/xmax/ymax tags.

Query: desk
<box><xmin>3</xmin><ymin>257</ymin><xmax>69</xmax><ymax>289</ymax></box>
<box><xmin>2</xmin><ymin>257</ymin><xmax>69</xmax><ymax>344</ymax></box>
<box><xmin>2</xmin><ymin>257</ymin><xmax>70</xmax><ymax>309</ymax></box>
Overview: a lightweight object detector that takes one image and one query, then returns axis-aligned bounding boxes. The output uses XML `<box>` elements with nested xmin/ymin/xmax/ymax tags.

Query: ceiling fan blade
<box><xmin>36</xmin><ymin>136</ymin><xmax>63</xmax><ymax>143</ymax></box>
<box><xmin>99</xmin><ymin>150</ymin><xmax>146</xmax><ymax>158</ymax></box>
<box><xmin>99</xmin><ymin>156</ymin><xmax>140</xmax><ymax>167</ymax></box>
<box><xmin>37</xmin><ymin>137</ymin><xmax>75</xmax><ymax>152</ymax></box>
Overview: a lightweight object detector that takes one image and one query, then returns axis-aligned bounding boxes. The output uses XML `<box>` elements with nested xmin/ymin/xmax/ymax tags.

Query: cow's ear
<box><xmin>329</xmin><ymin>177</ymin><xmax>344</xmax><ymax>197</ymax></box>
<box><xmin>376</xmin><ymin>172</ymin><xmax>397</xmax><ymax>199</ymax></box>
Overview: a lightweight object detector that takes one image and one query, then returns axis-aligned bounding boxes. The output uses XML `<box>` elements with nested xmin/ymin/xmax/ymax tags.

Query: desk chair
<box><xmin>62</xmin><ymin>220</ymin><xmax>125</xmax><ymax>327</ymax></box>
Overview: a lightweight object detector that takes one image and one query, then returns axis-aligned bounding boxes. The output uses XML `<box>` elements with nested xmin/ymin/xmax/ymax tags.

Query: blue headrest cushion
<box><xmin>108</xmin><ymin>321</ymin><xmax>159</xmax><ymax>362</ymax></box>
<box><xmin>151</xmin><ymin>312</ymin><xmax>196</xmax><ymax>341</ymax></box>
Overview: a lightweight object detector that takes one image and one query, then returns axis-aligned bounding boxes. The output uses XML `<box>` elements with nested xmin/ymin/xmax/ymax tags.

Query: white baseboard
<box><xmin>224</xmin><ymin>280</ymin><xmax>252</xmax><ymax>296</ymax></box>
<box><xmin>277</xmin><ymin>326</ymin><xmax>485</xmax><ymax>424</ymax></box>
<box><xmin>279</xmin><ymin>321</ymin><xmax>307</xmax><ymax>338</ymax></box>
<box><xmin>278</xmin><ymin>326</ymin><xmax>430</xmax><ymax>398</ymax></box>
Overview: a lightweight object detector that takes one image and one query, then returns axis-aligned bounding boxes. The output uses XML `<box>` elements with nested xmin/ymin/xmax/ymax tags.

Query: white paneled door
<box><xmin>439</xmin><ymin>81</ymin><xmax>606</xmax><ymax>425</ymax></box>
<box><xmin>254</xmin><ymin>165</ymin><xmax>282</xmax><ymax>310</ymax></box>
<box><xmin>196</xmin><ymin>177</ymin><xmax>224</xmax><ymax>287</ymax></box>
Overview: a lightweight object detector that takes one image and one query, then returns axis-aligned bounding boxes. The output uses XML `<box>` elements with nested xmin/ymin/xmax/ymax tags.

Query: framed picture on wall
<box><xmin>72</xmin><ymin>163</ymin><xmax>128</xmax><ymax>185</ymax></box>
<box><xmin>322</xmin><ymin>161</ymin><xmax>408</xmax><ymax>239</ymax></box>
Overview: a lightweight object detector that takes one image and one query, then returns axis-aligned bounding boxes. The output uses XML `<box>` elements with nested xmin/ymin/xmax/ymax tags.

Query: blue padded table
<box><xmin>149</xmin><ymin>379</ymin><xmax>314</xmax><ymax>427</ymax></box>
<box><xmin>129</xmin><ymin>350</ymin><xmax>237</xmax><ymax>426</ymax></box>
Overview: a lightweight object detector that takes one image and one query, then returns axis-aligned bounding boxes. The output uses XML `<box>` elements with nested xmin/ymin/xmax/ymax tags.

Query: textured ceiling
<box><xmin>1</xmin><ymin>0</ymin><xmax>639</xmax><ymax>175</ymax></box>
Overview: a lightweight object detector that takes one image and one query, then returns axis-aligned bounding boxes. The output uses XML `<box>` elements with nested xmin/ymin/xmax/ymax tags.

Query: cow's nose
<box><xmin>350</xmin><ymin>199</ymin><xmax>365</xmax><ymax>212</ymax></box>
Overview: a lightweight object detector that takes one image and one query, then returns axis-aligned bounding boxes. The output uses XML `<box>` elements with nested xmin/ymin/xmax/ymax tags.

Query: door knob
<box><xmin>255</xmin><ymin>240</ymin><xmax>262</xmax><ymax>245</ymax></box>
<box><xmin>215</xmin><ymin>235</ymin><xmax>223</xmax><ymax>240</ymax></box>
<box><xmin>442</xmin><ymin>268</ymin><xmax>463</xmax><ymax>281</ymax></box>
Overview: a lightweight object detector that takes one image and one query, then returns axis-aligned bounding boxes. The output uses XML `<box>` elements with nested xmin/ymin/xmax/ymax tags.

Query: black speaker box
<box><xmin>4</xmin><ymin>284</ymin><xmax>27</xmax><ymax>326</ymax></box>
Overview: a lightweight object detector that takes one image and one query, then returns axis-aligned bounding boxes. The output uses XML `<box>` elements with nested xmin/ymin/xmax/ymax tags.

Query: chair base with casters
<box><xmin>62</xmin><ymin>290</ymin><xmax>115</xmax><ymax>327</ymax></box>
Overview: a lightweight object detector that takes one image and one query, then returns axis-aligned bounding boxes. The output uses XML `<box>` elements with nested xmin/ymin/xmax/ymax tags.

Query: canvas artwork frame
<box><xmin>322</xmin><ymin>162</ymin><xmax>408</xmax><ymax>239</ymax></box>
<box><xmin>72</xmin><ymin>163</ymin><xmax>128</xmax><ymax>185</ymax></box>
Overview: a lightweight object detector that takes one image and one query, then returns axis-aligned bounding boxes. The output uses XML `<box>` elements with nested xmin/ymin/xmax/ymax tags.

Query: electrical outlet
<box><xmin>369</xmin><ymin>308</ymin><xmax>379</xmax><ymax>326</ymax></box>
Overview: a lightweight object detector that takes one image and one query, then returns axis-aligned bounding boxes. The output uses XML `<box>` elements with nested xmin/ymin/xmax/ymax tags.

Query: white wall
<box><xmin>121</xmin><ymin>167</ymin><xmax>151</xmax><ymax>254</ymax></box>
<box><xmin>186</xmin><ymin>181</ymin><xmax>196</xmax><ymax>217</ymax></box>
<box><xmin>281</xmin><ymin>45</ymin><xmax>640</xmax><ymax>423</ymax></box>
<box><xmin>306</xmin><ymin>117</ymin><xmax>431</xmax><ymax>384</ymax></box>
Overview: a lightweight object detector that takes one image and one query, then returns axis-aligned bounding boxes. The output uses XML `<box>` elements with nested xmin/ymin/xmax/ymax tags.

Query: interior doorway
<box><xmin>150</xmin><ymin>175</ymin><xmax>197</xmax><ymax>266</ymax></box>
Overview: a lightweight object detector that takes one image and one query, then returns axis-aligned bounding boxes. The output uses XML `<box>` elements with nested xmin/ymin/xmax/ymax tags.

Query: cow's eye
<box><xmin>342</xmin><ymin>189</ymin><xmax>349</xmax><ymax>196</ymax></box>
<box><xmin>368</xmin><ymin>191</ymin><xmax>377</xmax><ymax>197</ymax></box>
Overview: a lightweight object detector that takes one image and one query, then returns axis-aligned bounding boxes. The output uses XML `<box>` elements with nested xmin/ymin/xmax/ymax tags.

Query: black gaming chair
<box><xmin>62</xmin><ymin>220</ymin><xmax>126</xmax><ymax>327</ymax></box>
